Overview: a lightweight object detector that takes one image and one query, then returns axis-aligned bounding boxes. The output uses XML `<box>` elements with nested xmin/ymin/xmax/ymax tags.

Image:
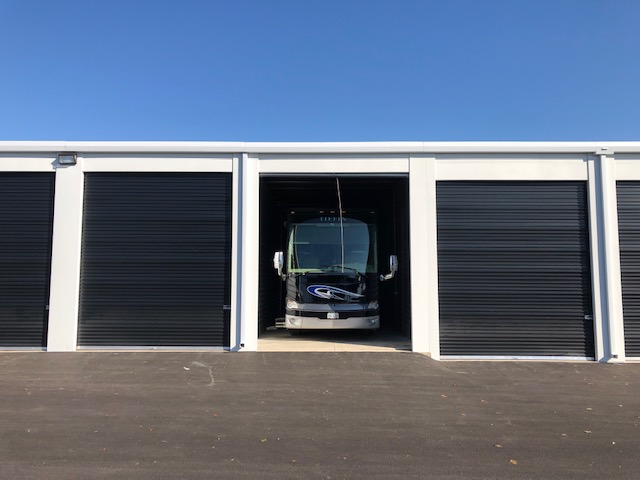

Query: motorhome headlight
<box><xmin>367</xmin><ymin>301</ymin><xmax>379</xmax><ymax>310</ymax></box>
<box><xmin>286</xmin><ymin>299</ymin><xmax>299</xmax><ymax>310</ymax></box>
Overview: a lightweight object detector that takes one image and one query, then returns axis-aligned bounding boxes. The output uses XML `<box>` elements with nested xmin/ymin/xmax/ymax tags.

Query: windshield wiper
<box><xmin>324</xmin><ymin>265</ymin><xmax>362</xmax><ymax>275</ymax></box>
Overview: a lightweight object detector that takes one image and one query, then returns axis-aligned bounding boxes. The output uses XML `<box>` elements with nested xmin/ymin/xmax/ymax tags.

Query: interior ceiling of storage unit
<box><xmin>260</xmin><ymin>176</ymin><xmax>407</xmax><ymax>208</ymax></box>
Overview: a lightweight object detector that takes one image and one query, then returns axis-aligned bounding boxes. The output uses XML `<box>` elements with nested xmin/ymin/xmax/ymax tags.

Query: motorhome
<box><xmin>273</xmin><ymin>209</ymin><xmax>397</xmax><ymax>332</ymax></box>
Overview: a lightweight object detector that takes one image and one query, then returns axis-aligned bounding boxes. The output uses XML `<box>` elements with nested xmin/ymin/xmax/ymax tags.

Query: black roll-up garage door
<box><xmin>0</xmin><ymin>173</ymin><xmax>55</xmax><ymax>347</ymax></box>
<box><xmin>78</xmin><ymin>173</ymin><xmax>232</xmax><ymax>347</ymax></box>
<box><xmin>437</xmin><ymin>181</ymin><xmax>594</xmax><ymax>357</ymax></box>
<box><xmin>617</xmin><ymin>182</ymin><xmax>640</xmax><ymax>357</ymax></box>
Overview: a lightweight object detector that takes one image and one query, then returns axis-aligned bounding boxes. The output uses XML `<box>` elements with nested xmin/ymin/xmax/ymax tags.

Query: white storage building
<box><xmin>1</xmin><ymin>141</ymin><xmax>639</xmax><ymax>362</ymax></box>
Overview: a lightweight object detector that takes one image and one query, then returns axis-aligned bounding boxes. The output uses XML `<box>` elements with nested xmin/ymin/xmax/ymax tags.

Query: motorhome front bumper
<box><xmin>285</xmin><ymin>314</ymin><xmax>380</xmax><ymax>330</ymax></box>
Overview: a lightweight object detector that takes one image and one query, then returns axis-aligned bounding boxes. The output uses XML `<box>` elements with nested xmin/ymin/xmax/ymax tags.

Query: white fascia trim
<box><xmin>1</xmin><ymin>141</ymin><xmax>640</xmax><ymax>154</ymax></box>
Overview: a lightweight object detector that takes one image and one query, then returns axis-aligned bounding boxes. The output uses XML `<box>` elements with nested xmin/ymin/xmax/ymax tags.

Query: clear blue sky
<box><xmin>1</xmin><ymin>0</ymin><xmax>638</xmax><ymax>141</ymax></box>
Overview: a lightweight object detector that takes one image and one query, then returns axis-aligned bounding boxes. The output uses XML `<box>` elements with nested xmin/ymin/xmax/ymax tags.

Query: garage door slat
<box><xmin>616</xmin><ymin>182</ymin><xmax>640</xmax><ymax>357</ymax></box>
<box><xmin>0</xmin><ymin>173</ymin><xmax>54</xmax><ymax>347</ymax></box>
<box><xmin>436</xmin><ymin>181</ymin><xmax>595</xmax><ymax>357</ymax></box>
<box><xmin>78</xmin><ymin>173</ymin><xmax>232</xmax><ymax>347</ymax></box>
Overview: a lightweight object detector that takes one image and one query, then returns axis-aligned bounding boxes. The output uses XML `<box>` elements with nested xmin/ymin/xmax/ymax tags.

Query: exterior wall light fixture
<box><xmin>57</xmin><ymin>153</ymin><xmax>77</xmax><ymax>166</ymax></box>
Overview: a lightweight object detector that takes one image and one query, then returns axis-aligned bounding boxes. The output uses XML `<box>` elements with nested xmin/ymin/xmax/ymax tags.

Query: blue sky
<box><xmin>1</xmin><ymin>0</ymin><xmax>638</xmax><ymax>141</ymax></box>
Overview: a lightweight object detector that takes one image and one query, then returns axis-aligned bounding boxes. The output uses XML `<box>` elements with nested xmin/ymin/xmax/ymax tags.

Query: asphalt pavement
<box><xmin>1</xmin><ymin>352</ymin><xmax>639</xmax><ymax>479</ymax></box>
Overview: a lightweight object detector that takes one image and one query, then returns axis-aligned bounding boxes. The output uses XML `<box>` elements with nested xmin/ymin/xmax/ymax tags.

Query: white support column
<box><xmin>238</xmin><ymin>153</ymin><xmax>260</xmax><ymax>351</ymax></box>
<box><xmin>586</xmin><ymin>156</ymin><xmax>606</xmax><ymax>361</ymax></box>
<box><xmin>599</xmin><ymin>153</ymin><xmax>626</xmax><ymax>362</ymax></box>
<box><xmin>229</xmin><ymin>154</ymin><xmax>241</xmax><ymax>351</ymax></box>
<box><xmin>409</xmin><ymin>154</ymin><xmax>439</xmax><ymax>357</ymax></box>
<box><xmin>46</xmin><ymin>159</ymin><xmax>85</xmax><ymax>351</ymax></box>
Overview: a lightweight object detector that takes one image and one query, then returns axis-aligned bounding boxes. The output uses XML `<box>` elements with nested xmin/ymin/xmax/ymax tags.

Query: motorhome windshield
<box><xmin>287</xmin><ymin>216</ymin><xmax>378</xmax><ymax>274</ymax></box>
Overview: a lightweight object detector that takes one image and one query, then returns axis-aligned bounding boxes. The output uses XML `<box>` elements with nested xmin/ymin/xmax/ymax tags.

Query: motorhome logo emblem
<box><xmin>307</xmin><ymin>285</ymin><xmax>364</xmax><ymax>301</ymax></box>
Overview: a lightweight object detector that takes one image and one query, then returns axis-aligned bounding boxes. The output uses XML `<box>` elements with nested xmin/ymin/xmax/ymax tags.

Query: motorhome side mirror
<box><xmin>380</xmin><ymin>254</ymin><xmax>398</xmax><ymax>281</ymax></box>
<box><xmin>390</xmin><ymin>254</ymin><xmax>398</xmax><ymax>273</ymax></box>
<box><xmin>273</xmin><ymin>251</ymin><xmax>284</xmax><ymax>278</ymax></box>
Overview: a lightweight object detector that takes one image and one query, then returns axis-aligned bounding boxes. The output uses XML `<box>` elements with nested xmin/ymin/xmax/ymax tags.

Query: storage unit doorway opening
<box><xmin>258</xmin><ymin>175</ymin><xmax>411</xmax><ymax>351</ymax></box>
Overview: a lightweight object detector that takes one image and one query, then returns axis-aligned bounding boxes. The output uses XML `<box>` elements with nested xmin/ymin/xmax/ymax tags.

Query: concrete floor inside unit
<box><xmin>258</xmin><ymin>328</ymin><xmax>412</xmax><ymax>352</ymax></box>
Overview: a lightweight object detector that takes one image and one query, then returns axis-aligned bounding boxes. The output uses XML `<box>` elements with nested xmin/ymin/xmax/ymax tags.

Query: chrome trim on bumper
<box><xmin>285</xmin><ymin>314</ymin><xmax>379</xmax><ymax>330</ymax></box>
